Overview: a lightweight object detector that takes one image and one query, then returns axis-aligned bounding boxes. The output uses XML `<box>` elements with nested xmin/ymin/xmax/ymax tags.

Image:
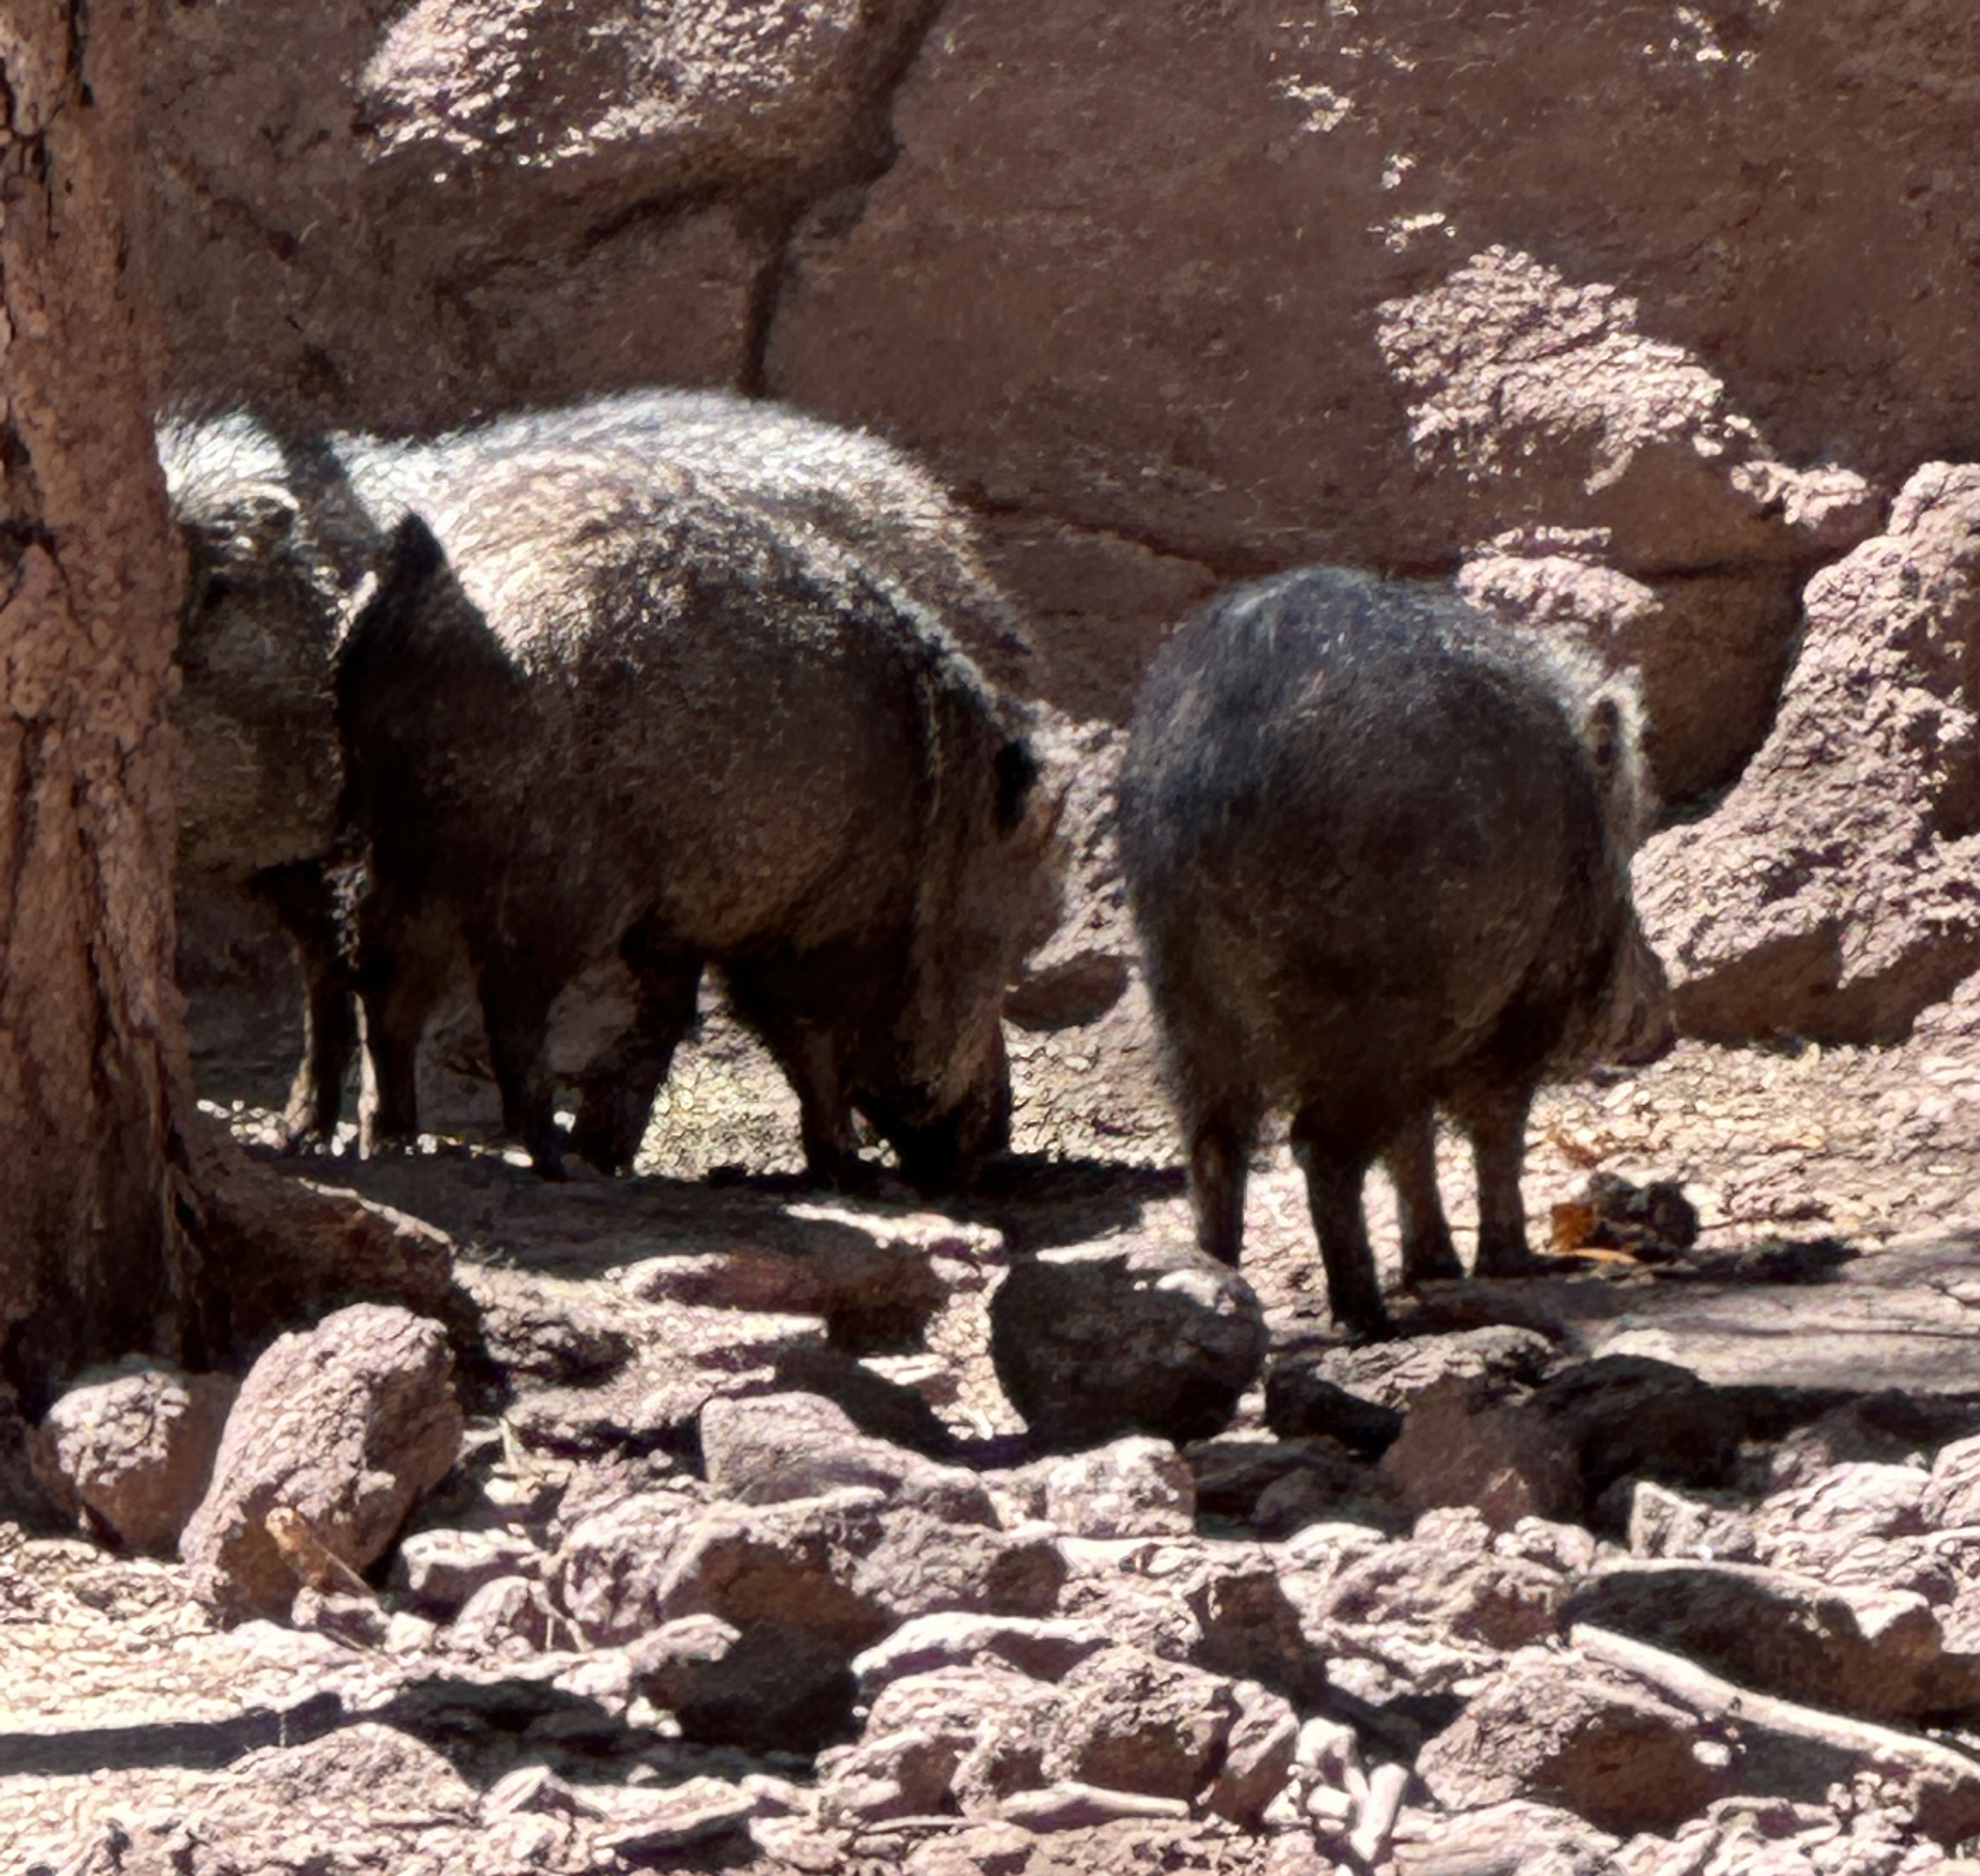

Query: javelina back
<box><xmin>161</xmin><ymin>394</ymin><xmax>1044</xmax><ymax>1169</ymax></box>
<box><xmin>339</xmin><ymin>447</ymin><xmax>1059</xmax><ymax>1189</ymax></box>
<box><xmin>1118</xmin><ymin>567</ymin><xmax>1672</xmax><ymax>1336</ymax></box>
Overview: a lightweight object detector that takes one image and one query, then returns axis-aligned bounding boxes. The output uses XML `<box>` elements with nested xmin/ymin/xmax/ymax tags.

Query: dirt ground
<box><xmin>16</xmin><ymin>919</ymin><xmax>1980</xmax><ymax>1869</ymax></box>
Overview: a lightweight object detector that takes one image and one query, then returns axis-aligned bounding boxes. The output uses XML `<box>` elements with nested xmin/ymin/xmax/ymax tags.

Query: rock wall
<box><xmin>142</xmin><ymin>2</ymin><xmax>1979</xmax><ymax>739</ymax></box>
<box><xmin>143</xmin><ymin>0</ymin><xmax>1980</xmax><ymax>1039</ymax></box>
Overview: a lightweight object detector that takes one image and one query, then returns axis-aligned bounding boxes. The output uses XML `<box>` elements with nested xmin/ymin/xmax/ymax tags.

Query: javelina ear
<box><xmin>380</xmin><ymin>513</ymin><xmax>448</xmax><ymax>603</ymax></box>
<box><xmin>1583</xmin><ymin>693</ymin><xmax>1623</xmax><ymax>779</ymax></box>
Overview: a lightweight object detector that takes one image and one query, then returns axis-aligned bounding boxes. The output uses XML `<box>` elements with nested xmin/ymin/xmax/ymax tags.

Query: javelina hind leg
<box><xmin>253</xmin><ymin>861</ymin><xmax>356</xmax><ymax>1149</ymax></box>
<box><xmin>357</xmin><ymin>955</ymin><xmax>449</xmax><ymax>1158</ymax></box>
<box><xmin>1291</xmin><ymin>1113</ymin><xmax>1391</xmax><ymax>1338</ymax></box>
<box><xmin>569</xmin><ymin>942</ymin><xmax>703</xmax><ymax>1175</ymax></box>
<box><xmin>479</xmin><ymin>961</ymin><xmax>569</xmax><ymax>1179</ymax></box>
<box><xmin>722</xmin><ymin>965</ymin><xmax>875</xmax><ymax>1191</ymax></box>
<box><xmin>1463</xmin><ymin>1088</ymin><xmax>1539</xmax><ymax>1277</ymax></box>
<box><xmin>1387</xmin><ymin>1110</ymin><xmax>1463</xmax><ymax>1286</ymax></box>
<box><xmin>286</xmin><ymin>952</ymin><xmax>358</xmax><ymax>1149</ymax></box>
<box><xmin>781</xmin><ymin>1026</ymin><xmax>877</xmax><ymax>1194</ymax></box>
<box><xmin>1184</xmin><ymin>1097</ymin><xmax>1260</xmax><ymax>1267</ymax></box>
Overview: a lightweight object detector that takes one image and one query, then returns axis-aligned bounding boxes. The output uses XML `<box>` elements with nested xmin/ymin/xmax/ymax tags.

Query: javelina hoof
<box><xmin>1330</xmin><ymin>1299</ymin><xmax>1395</xmax><ymax>1344</ymax></box>
<box><xmin>526</xmin><ymin>1137</ymin><xmax>570</xmax><ymax>1183</ymax></box>
<box><xmin>1401</xmin><ymin>1236</ymin><xmax>1467</xmax><ymax>1288</ymax></box>
<box><xmin>806</xmin><ymin>1150</ymin><xmax>887</xmax><ymax>1200</ymax></box>
<box><xmin>1474</xmin><ymin>1233</ymin><xmax>1540</xmax><ymax>1279</ymax></box>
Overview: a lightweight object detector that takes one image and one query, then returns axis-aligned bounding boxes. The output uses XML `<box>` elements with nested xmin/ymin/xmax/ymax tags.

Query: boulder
<box><xmin>1261</xmin><ymin>1366</ymin><xmax>1403</xmax><ymax>1458</ymax></box>
<box><xmin>1638</xmin><ymin>464</ymin><xmax>1980</xmax><ymax>1043</ymax></box>
<box><xmin>559</xmin><ymin>1488</ymin><xmax>892</xmax><ymax>1651</ymax></box>
<box><xmin>818</xmin><ymin>1661</ymin><xmax>1060</xmax><ymax>1822</ymax></box>
<box><xmin>1415</xmin><ymin>1643</ymin><xmax>1734</xmax><ymax>1834</ymax></box>
<box><xmin>697</xmin><ymin>1391</ymin><xmax>991</xmax><ymax>1522</ymax></box>
<box><xmin>1038</xmin><ymin>1646</ymin><xmax>1233</xmax><ymax>1801</ymax></box>
<box><xmin>181</xmin><ymin>1304</ymin><xmax>463</xmax><ymax>1619</ymax></box>
<box><xmin>990</xmin><ymin>1235</ymin><xmax>1266</xmax><ymax>1450</ymax></box>
<box><xmin>1380</xmin><ymin>1376</ymin><xmax>1581</xmax><ymax>1530</ymax></box>
<box><xmin>1202</xmin><ymin>1677</ymin><xmax>1300</xmax><ymax>1828</ymax></box>
<box><xmin>1188</xmin><ymin>1435</ymin><xmax>1401</xmax><ymax>1538</ymax></box>
<box><xmin>1926</xmin><ymin>1434</ymin><xmax>1980</xmax><ymax>1530</ymax></box>
<box><xmin>1562</xmin><ymin>1560</ymin><xmax>1980</xmax><ymax>1722</ymax></box>
<box><xmin>462</xmin><ymin>1268</ymin><xmax>634</xmax><ymax>1386</ymax></box>
<box><xmin>1310</xmin><ymin>1517</ymin><xmax>1570</xmax><ymax>1657</ymax></box>
<box><xmin>559</xmin><ymin>1486</ymin><xmax>1064</xmax><ymax>1661</ymax></box>
<box><xmin>32</xmin><ymin>1361</ymin><xmax>238</xmax><ymax>1554</ymax></box>
<box><xmin>1529</xmin><ymin>1355</ymin><xmax>1744</xmax><ymax>1511</ymax></box>
<box><xmin>1755</xmin><ymin>1461</ymin><xmax>1931</xmax><ymax>1546</ymax></box>
<box><xmin>1308</xmin><ymin>1327</ymin><xmax>1557</xmax><ymax>1414</ymax></box>
<box><xmin>629</xmin><ymin>1613</ymin><xmax>860</xmax><ymax>1753</ymax></box>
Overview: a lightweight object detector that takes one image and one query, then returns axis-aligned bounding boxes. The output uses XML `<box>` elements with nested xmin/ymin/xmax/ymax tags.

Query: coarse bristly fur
<box><xmin>1118</xmin><ymin>564</ymin><xmax>1671</xmax><ymax>1336</ymax></box>
<box><xmin>158</xmin><ymin>393</ymin><xmax>1058</xmax><ymax>1187</ymax></box>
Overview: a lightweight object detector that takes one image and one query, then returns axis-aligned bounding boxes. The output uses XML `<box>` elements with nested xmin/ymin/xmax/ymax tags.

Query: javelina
<box><xmin>161</xmin><ymin>394</ymin><xmax>1044</xmax><ymax>1172</ymax></box>
<box><xmin>1117</xmin><ymin>567</ymin><xmax>1672</xmax><ymax>1336</ymax></box>
<box><xmin>161</xmin><ymin>413</ymin><xmax>360</xmax><ymax>1141</ymax></box>
<box><xmin>337</xmin><ymin>447</ymin><xmax>1059</xmax><ymax>1189</ymax></box>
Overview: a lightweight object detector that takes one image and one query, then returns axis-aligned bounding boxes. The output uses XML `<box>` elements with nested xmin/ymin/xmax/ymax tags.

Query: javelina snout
<box><xmin>1119</xmin><ymin>566</ymin><xmax>1670</xmax><ymax>1338</ymax></box>
<box><xmin>1604</xmin><ymin>921</ymin><xmax>1678</xmax><ymax>1068</ymax></box>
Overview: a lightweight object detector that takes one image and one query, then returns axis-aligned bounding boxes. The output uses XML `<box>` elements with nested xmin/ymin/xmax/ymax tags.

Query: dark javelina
<box><xmin>160</xmin><ymin>394</ymin><xmax>1041</xmax><ymax>1165</ymax></box>
<box><xmin>339</xmin><ymin>450</ymin><xmax>1059</xmax><ymax>1190</ymax></box>
<box><xmin>1117</xmin><ymin>567</ymin><xmax>1673</xmax><ymax>1336</ymax></box>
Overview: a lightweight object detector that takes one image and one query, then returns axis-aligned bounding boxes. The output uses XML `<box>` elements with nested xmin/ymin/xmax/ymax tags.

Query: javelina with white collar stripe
<box><xmin>162</xmin><ymin>394</ymin><xmax>1052</xmax><ymax>1183</ymax></box>
<box><xmin>337</xmin><ymin>454</ymin><xmax>1059</xmax><ymax>1187</ymax></box>
<box><xmin>1117</xmin><ymin>567</ymin><xmax>1673</xmax><ymax>1336</ymax></box>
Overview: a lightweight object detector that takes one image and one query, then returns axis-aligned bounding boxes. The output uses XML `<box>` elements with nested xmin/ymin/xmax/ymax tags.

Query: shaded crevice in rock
<box><xmin>739</xmin><ymin>0</ymin><xmax>958</xmax><ymax>399</ymax></box>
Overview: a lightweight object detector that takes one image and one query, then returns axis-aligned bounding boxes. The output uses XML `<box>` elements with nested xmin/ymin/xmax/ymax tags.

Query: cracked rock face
<box><xmin>1638</xmin><ymin>464</ymin><xmax>1980</xmax><ymax>1042</ymax></box>
<box><xmin>179</xmin><ymin>1304</ymin><xmax>464</xmax><ymax>1621</ymax></box>
<box><xmin>141</xmin><ymin>0</ymin><xmax>1977</xmax><ymax>780</ymax></box>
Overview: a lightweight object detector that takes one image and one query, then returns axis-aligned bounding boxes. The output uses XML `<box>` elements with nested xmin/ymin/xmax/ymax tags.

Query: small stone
<box><xmin>32</xmin><ymin>1361</ymin><xmax>238</xmax><ymax>1555</ymax></box>
<box><xmin>392</xmin><ymin>1526</ymin><xmax>538</xmax><ymax>1616</ymax></box>
<box><xmin>1039</xmin><ymin>1436</ymin><xmax>1196</xmax><ymax>1538</ymax></box>
<box><xmin>596</xmin><ymin>1776</ymin><xmax>756</xmax><ymax>1860</ymax></box>
<box><xmin>997</xmin><ymin>1782</ymin><xmax>1192</xmax><ymax>1830</ymax></box>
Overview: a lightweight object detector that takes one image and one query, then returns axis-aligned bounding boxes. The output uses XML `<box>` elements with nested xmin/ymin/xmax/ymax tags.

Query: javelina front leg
<box><xmin>1386</xmin><ymin>1109</ymin><xmax>1463</xmax><ymax>1286</ymax></box>
<box><xmin>252</xmin><ymin>861</ymin><xmax>356</xmax><ymax>1149</ymax></box>
<box><xmin>1291</xmin><ymin>1114</ymin><xmax>1390</xmax><ymax>1338</ymax></box>
<box><xmin>1465</xmin><ymin>1088</ymin><xmax>1538</xmax><ymax>1278</ymax></box>
<box><xmin>782</xmin><ymin>1026</ymin><xmax>876</xmax><ymax>1193</ymax></box>
<box><xmin>287</xmin><ymin>951</ymin><xmax>358</xmax><ymax>1149</ymax></box>
<box><xmin>569</xmin><ymin>944</ymin><xmax>703</xmax><ymax>1175</ymax></box>
<box><xmin>357</xmin><ymin>959</ymin><xmax>448</xmax><ymax>1158</ymax></box>
<box><xmin>479</xmin><ymin>962</ymin><xmax>568</xmax><ymax>1179</ymax></box>
<box><xmin>722</xmin><ymin>964</ymin><xmax>875</xmax><ymax>1191</ymax></box>
<box><xmin>1185</xmin><ymin>1097</ymin><xmax>1259</xmax><ymax>1267</ymax></box>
